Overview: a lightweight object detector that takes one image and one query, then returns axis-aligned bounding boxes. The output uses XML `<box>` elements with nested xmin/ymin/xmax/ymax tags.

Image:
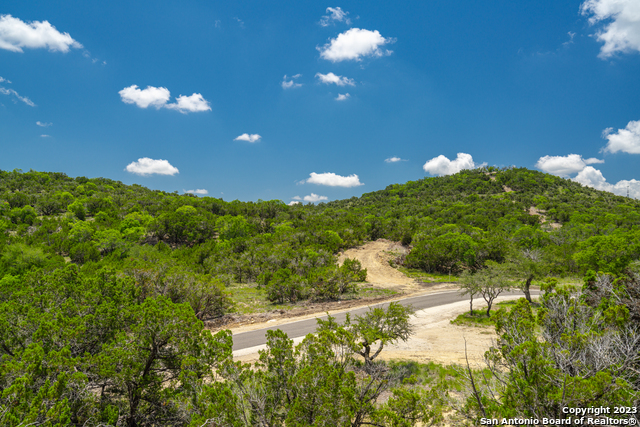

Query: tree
<box><xmin>317</xmin><ymin>302</ymin><xmax>414</xmax><ymax>368</ymax></box>
<box><xmin>95</xmin><ymin>296</ymin><xmax>232</xmax><ymax>427</ymax></box>
<box><xmin>459</xmin><ymin>263</ymin><xmax>511</xmax><ymax>317</ymax></box>
<box><xmin>507</xmin><ymin>248</ymin><xmax>548</xmax><ymax>303</ymax></box>
<box><xmin>459</xmin><ymin>271</ymin><xmax>481</xmax><ymax>316</ymax></box>
<box><xmin>573</xmin><ymin>231</ymin><xmax>640</xmax><ymax>275</ymax></box>
<box><xmin>406</xmin><ymin>232</ymin><xmax>480</xmax><ymax>274</ymax></box>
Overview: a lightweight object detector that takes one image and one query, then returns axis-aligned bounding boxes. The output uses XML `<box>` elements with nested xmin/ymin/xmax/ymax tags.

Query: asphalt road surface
<box><xmin>232</xmin><ymin>290</ymin><xmax>537</xmax><ymax>351</ymax></box>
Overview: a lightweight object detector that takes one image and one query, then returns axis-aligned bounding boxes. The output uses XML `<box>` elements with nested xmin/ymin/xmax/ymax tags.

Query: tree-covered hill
<box><xmin>2</xmin><ymin>166</ymin><xmax>640</xmax><ymax>290</ymax></box>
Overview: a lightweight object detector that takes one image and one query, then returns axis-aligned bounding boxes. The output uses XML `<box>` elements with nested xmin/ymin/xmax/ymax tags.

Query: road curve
<box><xmin>232</xmin><ymin>290</ymin><xmax>536</xmax><ymax>351</ymax></box>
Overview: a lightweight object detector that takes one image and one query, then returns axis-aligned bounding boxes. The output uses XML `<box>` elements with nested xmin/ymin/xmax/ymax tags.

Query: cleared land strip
<box><xmin>232</xmin><ymin>289</ymin><xmax>538</xmax><ymax>352</ymax></box>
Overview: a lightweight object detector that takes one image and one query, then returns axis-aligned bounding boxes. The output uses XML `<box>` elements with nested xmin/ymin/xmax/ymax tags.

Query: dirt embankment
<box><xmin>338</xmin><ymin>239</ymin><xmax>453</xmax><ymax>294</ymax></box>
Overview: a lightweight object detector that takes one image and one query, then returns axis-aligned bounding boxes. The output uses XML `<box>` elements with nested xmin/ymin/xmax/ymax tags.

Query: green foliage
<box><xmin>574</xmin><ymin>230</ymin><xmax>640</xmax><ymax>274</ymax></box>
<box><xmin>209</xmin><ymin>303</ymin><xmax>445</xmax><ymax>426</ymax></box>
<box><xmin>459</xmin><ymin>274</ymin><xmax>640</xmax><ymax>424</ymax></box>
<box><xmin>265</xmin><ymin>268</ymin><xmax>305</xmax><ymax>304</ymax></box>
<box><xmin>67</xmin><ymin>200</ymin><xmax>86</xmax><ymax>220</ymax></box>
<box><xmin>406</xmin><ymin>231</ymin><xmax>481</xmax><ymax>274</ymax></box>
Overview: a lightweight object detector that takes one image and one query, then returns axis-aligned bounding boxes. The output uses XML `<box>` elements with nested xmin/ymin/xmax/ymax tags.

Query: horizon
<box><xmin>1</xmin><ymin>1</ymin><xmax>640</xmax><ymax>201</ymax></box>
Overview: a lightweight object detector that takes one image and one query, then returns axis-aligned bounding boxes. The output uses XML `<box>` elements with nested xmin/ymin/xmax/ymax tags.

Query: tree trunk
<box><xmin>523</xmin><ymin>275</ymin><xmax>533</xmax><ymax>303</ymax></box>
<box><xmin>469</xmin><ymin>295</ymin><xmax>474</xmax><ymax>316</ymax></box>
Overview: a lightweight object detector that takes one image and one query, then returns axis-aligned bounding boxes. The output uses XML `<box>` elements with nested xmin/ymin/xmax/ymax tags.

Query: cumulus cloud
<box><xmin>423</xmin><ymin>153</ymin><xmax>478</xmax><ymax>176</ymax></box>
<box><xmin>119</xmin><ymin>85</ymin><xmax>171</xmax><ymax>109</ymax></box>
<box><xmin>288</xmin><ymin>201</ymin><xmax>301</xmax><ymax>206</ymax></box>
<box><xmin>304</xmin><ymin>193</ymin><xmax>329</xmax><ymax>203</ymax></box>
<box><xmin>602</xmin><ymin>120</ymin><xmax>640</xmax><ymax>154</ymax></box>
<box><xmin>319</xmin><ymin>7</ymin><xmax>351</xmax><ymax>27</ymax></box>
<box><xmin>165</xmin><ymin>93</ymin><xmax>211</xmax><ymax>113</ymax></box>
<box><xmin>36</xmin><ymin>121</ymin><xmax>52</xmax><ymax>127</ymax></box>
<box><xmin>282</xmin><ymin>74</ymin><xmax>302</xmax><ymax>89</ymax></box>
<box><xmin>0</xmin><ymin>87</ymin><xmax>35</xmax><ymax>106</ymax></box>
<box><xmin>119</xmin><ymin>85</ymin><xmax>210</xmax><ymax>113</ymax></box>
<box><xmin>315</xmin><ymin>72</ymin><xmax>355</xmax><ymax>86</ymax></box>
<box><xmin>335</xmin><ymin>93</ymin><xmax>350</xmax><ymax>101</ymax></box>
<box><xmin>125</xmin><ymin>157</ymin><xmax>179</xmax><ymax>176</ymax></box>
<box><xmin>318</xmin><ymin>28</ymin><xmax>394</xmax><ymax>62</ymax></box>
<box><xmin>292</xmin><ymin>196</ymin><xmax>302</xmax><ymax>200</ymax></box>
<box><xmin>306</xmin><ymin>172</ymin><xmax>363</xmax><ymax>187</ymax></box>
<box><xmin>234</xmin><ymin>133</ymin><xmax>261</xmax><ymax>143</ymax></box>
<box><xmin>581</xmin><ymin>0</ymin><xmax>640</xmax><ymax>58</ymax></box>
<box><xmin>184</xmin><ymin>189</ymin><xmax>208</xmax><ymax>195</ymax></box>
<box><xmin>0</xmin><ymin>14</ymin><xmax>83</xmax><ymax>53</ymax></box>
<box><xmin>535</xmin><ymin>154</ymin><xmax>604</xmax><ymax>177</ymax></box>
<box><xmin>385</xmin><ymin>157</ymin><xmax>405</xmax><ymax>163</ymax></box>
<box><xmin>574</xmin><ymin>166</ymin><xmax>640</xmax><ymax>198</ymax></box>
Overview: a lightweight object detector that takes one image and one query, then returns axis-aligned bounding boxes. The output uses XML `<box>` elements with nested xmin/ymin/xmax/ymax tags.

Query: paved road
<box><xmin>232</xmin><ymin>290</ymin><xmax>537</xmax><ymax>351</ymax></box>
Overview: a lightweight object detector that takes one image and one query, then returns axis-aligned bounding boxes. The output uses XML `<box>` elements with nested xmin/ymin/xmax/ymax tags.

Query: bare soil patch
<box><xmin>528</xmin><ymin>206</ymin><xmax>562</xmax><ymax>229</ymax></box>
<box><xmin>338</xmin><ymin>239</ymin><xmax>433</xmax><ymax>294</ymax></box>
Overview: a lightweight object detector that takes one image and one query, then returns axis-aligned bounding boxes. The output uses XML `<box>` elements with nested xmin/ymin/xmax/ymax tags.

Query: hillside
<box><xmin>2</xmin><ymin>167</ymin><xmax>640</xmax><ymax>288</ymax></box>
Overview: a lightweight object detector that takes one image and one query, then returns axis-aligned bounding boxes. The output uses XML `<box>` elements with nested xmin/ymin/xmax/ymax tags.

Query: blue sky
<box><xmin>1</xmin><ymin>0</ymin><xmax>640</xmax><ymax>202</ymax></box>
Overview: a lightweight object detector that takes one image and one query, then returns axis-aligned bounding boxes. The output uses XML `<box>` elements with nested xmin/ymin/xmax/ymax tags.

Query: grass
<box><xmin>226</xmin><ymin>283</ymin><xmax>398</xmax><ymax>315</ymax></box>
<box><xmin>387</xmin><ymin>360</ymin><xmax>466</xmax><ymax>391</ymax></box>
<box><xmin>226</xmin><ymin>283</ymin><xmax>292</xmax><ymax>315</ymax></box>
<box><xmin>397</xmin><ymin>267</ymin><xmax>459</xmax><ymax>283</ymax></box>
<box><xmin>450</xmin><ymin>298</ymin><xmax>538</xmax><ymax>327</ymax></box>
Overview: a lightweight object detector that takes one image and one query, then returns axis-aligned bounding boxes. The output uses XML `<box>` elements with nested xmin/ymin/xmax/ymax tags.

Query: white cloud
<box><xmin>385</xmin><ymin>157</ymin><xmax>405</xmax><ymax>163</ymax></box>
<box><xmin>234</xmin><ymin>133</ymin><xmax>262</xmax><ymax>143</ymax></box>
<box><xmin>423</xmin><ymin>153</ymin><xmax>477</xmax><ymax>176</ymax></box>
<box><xmin>119</xmin><ymin>85</ymin><xmax>210</xmax><ymax>113</ymax></box>
<box><xmin>0</xmin><ymin>14</ymin><xmax>83</xmax><ymax>53</ymax></box>
<box><xmin>36</xmin><ymin>121</ymin><xmax>52</xmax><ymax>127</ymax></box>
<box><xmin>602</xmin><ymin>120</ymin><xmax>640</xmax><ymax>154</ymax></box>
<box><xmin>288</xmin><ymin>201</ymin><xmax>301</xmax><ymax>206</ymax></box>
<box><xmin>319</xmin><ymin>7</ymin><xmax>351</xmax><ymax>27</ymax></box>
<box><xmin>0</xmin><ymin>87</ymin><xmax>35</xmax><ymax>106</ymax></box>
<box><xmin>119</xmin><ymin>85</ymin><xmax>171</xmax><ymax>109</ymax></box>
<box><xmin>335</xmin><ymin>93</ymin><xmax>350</xmax><ymax>101</ymax></box>
<box><xmin>306</xmin><ymin>172</ymin><xmax>363</xmax><ymax>187</ymax></box>
<box><xmin>166</xmin><ymin>93</ymin><xmax>211</xmax><ymax>113</ymax></box>
<box><xmin>282</xmin><ymin>74</ymin><xmax>302</xmax><ymax>89</ymax></box>
<box><xmin>184</xmin><ymin>189</ymin><xmax>208</xmax><ymax>195</ymax></box>
<box><xmin>318</xmin><ymin>28</ymin><xmax>394</xmax><ymax>62</ymax></box>
<box><xmin>574</xmin><ymin>166</ymin><xmax>640</xmax><ymax>198</ymax></box>
<box><xmin>40</xmin><ymin>134</ymin><xmax>51</xmax><ymax>138</ymax></box>
<box><xmin>0</xmin><ymin>76</ymin><xmax>10</xmax><ymax>83</ymax></box>
<box><xmin>315</xmin><ymin>72</ymin><xmax>355</xmax><ymax>86</ymax></box>
<box><xmin>563</xmin><ymin>31</ymin><xmax>577</xmax><ymax>47</ymax></box>
<box><xmin>535</xmin><ymin>154</ymin><xmax>604</xmax><ymax>177</ymax></box>
<box><xmin>125</xmin><ymin>158</ymin><xmax>179</xmax><ymax>176</ymax></box>
<box><xmin>581</xmin><ymin>0</ymin><xmax>640</xmax><ymax>58</ymax></box>
<box><xmin>292</xmin><ymin>196</ymin><xmax>302</xmax><ymax>200</ymax></box>
<box><xmin>304</xmin><ymin>193</ymin><xmax>329</xmax><ymax>203</ymax></box>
